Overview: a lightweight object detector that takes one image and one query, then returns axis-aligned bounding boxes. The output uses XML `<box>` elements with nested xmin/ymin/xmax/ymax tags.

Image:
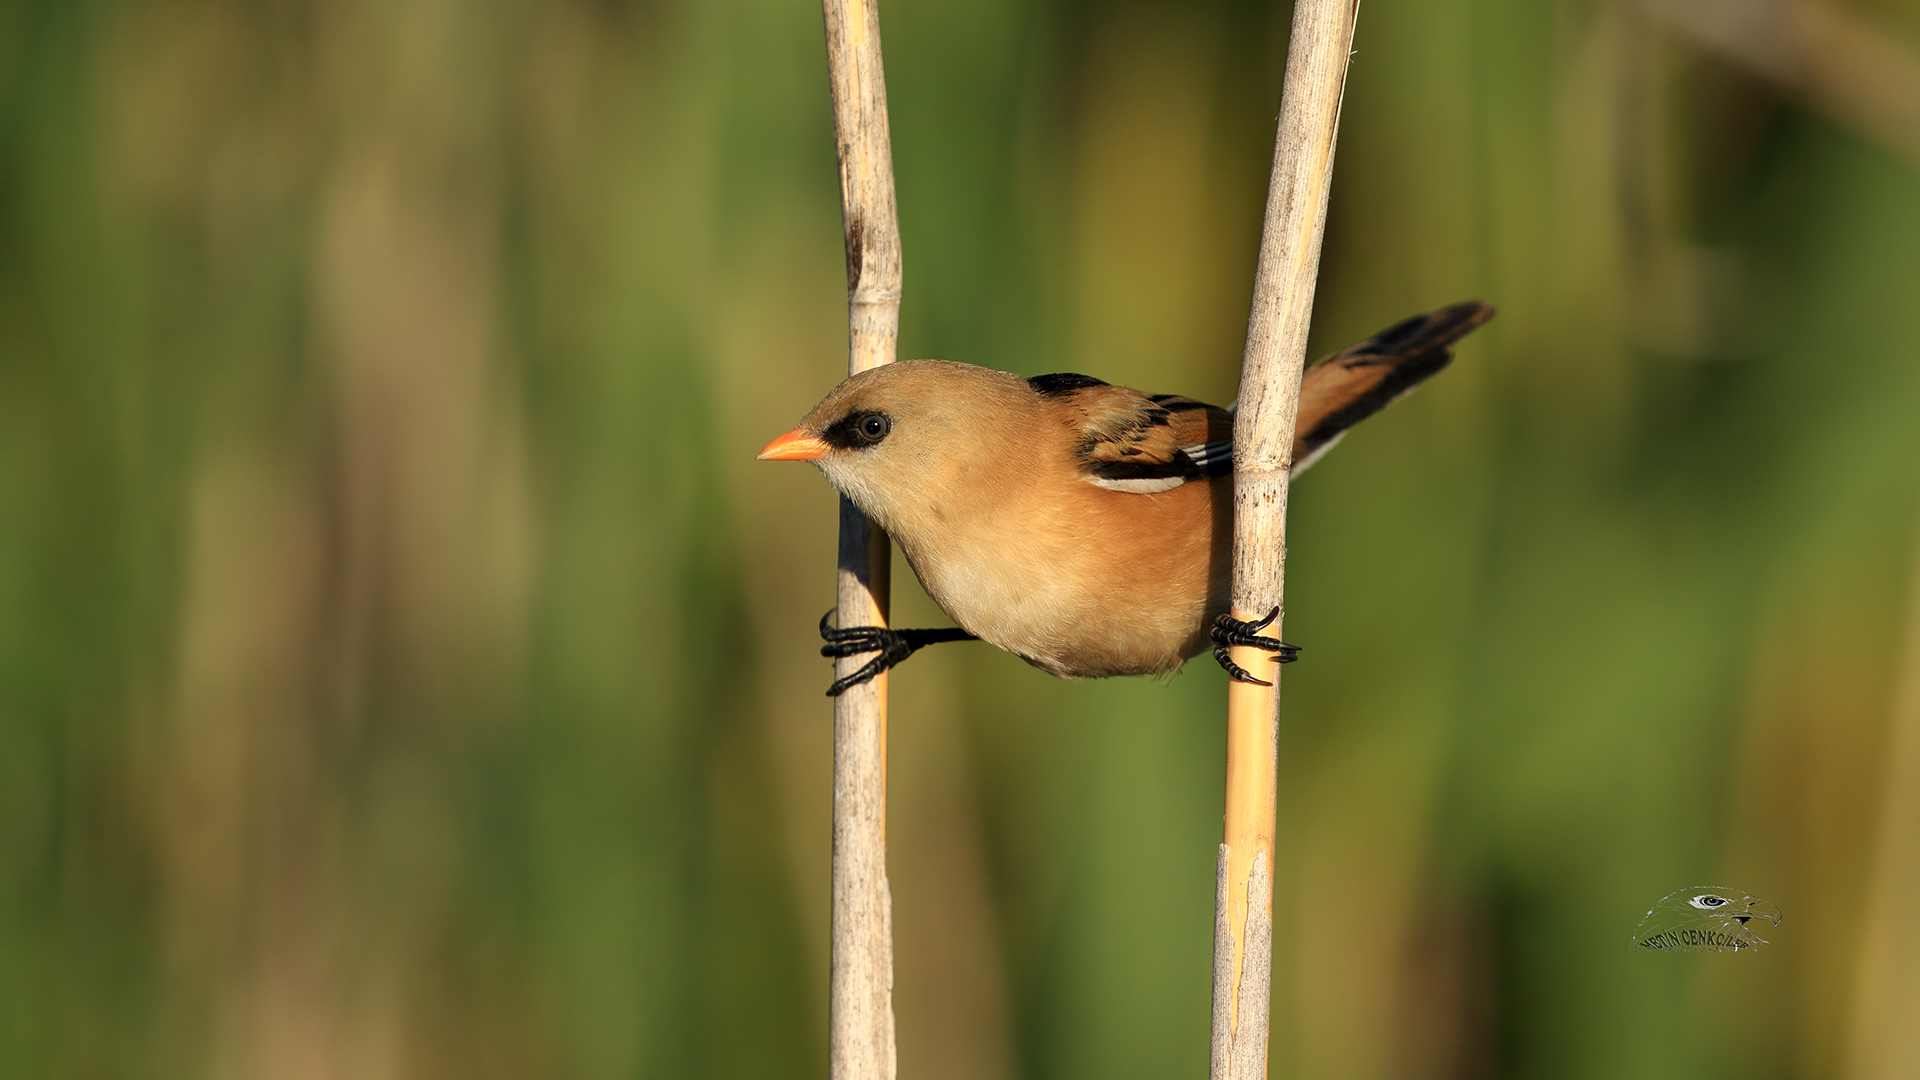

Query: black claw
<box><xmin>826</xmin><ymin>654</ymin><xmax>893</xmax><ymax>698</ymax></box>
<box><xmin>1212</xmin><ymin>641</ymin><xmax>1271</xmax><ymax>685</ymax></box>
<box><xmin>817</xmin><ymin>611</ymin><xmax>978</xmax><ymax>696</ymax></box>
<box><xmin>1209</xmin><ymin>606</ymin><xmax>1301</xmax><ymax>685</ymax></box>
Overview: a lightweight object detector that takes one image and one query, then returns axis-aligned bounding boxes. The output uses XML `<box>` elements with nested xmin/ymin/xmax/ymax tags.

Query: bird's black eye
<box><xmin>820</xmin><ymin>410</ymin><xmax>894</xmax><ymax>450</ymax></box>
<box><xmin>1692</xmin><ymin>895</ymin><xmax>1728</xmax><ymax>908</ymax></box>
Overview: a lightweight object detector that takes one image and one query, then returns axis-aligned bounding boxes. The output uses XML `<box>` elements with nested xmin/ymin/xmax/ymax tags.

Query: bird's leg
<box><xmin>1209</xmin><ymin>606</ymin><xmax>1301</xmax><ymax>686</ymax></box>
<box><xmin>818</xmin><ymin>611</ymin><xmax>979</xmax><ymax>697</ymax></box>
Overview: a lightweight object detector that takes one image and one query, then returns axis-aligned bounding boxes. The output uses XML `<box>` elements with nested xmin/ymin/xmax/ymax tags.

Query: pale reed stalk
<box><xmin>1211</xmin><ymin>2</ymin><xmax>1361</xmax><ymax>1078</ymax></box>
<box><xmin>820</xmin><ymin>1</ymin><xmax>903</xmax><ymax>1078</ymax></box>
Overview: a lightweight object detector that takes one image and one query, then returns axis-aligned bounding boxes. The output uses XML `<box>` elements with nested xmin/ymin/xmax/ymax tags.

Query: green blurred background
<box><xmin>5</xmin><ymin>0</ymin><xmax>1920</xmax><ymax>1076</ymax></box>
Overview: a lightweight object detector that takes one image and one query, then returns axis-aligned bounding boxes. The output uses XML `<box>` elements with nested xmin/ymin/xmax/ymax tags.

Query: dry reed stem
<box><xmin>1211</xmin><ymin>1</ymin><xmax>1360</xmax><ymax>1078</ymax></box>
<box><xmin>821</xmin><ymin>0</ymin><xmax>904</xmax><ymax>1077</ymax></box>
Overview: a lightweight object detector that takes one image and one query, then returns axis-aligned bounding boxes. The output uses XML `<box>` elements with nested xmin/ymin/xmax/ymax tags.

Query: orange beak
<box><xmin>757</xmin><ymin>427</ymin><xmax>831</xmax><ymax>461</ymax></box>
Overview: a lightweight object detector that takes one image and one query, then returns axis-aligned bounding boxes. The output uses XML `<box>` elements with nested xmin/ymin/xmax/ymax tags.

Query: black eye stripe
<box><xmin>821</xmin><ymin>410</ymin><xmax>894</xmax><ymax>450</ymax></box>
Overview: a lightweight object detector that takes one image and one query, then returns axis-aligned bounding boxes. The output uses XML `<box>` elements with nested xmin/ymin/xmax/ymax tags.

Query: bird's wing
<box><xmin>1291</xmin><ymin>300</ymin><xmax>1494</xmax><ymax>473</ymax></box>
<box><xmin>1030</xmin><ymin>299</ymin><xmax>1492</xmax><ymax>491</ymax></box>
<box><xmin>1028</xmin><ymin>374</ymin><xmax>1233</xmax><ymax>494</ymax></box>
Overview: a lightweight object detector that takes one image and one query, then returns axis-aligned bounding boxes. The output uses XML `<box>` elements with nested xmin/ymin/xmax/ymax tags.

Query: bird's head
<box><xmin>757</xmin><ymin>359</ymin><xmax>1034</xmax><ymax>535</ymax></box>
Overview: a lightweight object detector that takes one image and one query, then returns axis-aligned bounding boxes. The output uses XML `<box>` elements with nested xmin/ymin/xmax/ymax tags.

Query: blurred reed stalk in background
<box><xmin>1843</xmin><ymin>502</ymin><xmax>1920</xmax><ymax>1080</ymax></box>
<box><xmin>1635</xmin><ymin>0</ymin><xmax>1920</xmax><ymax>168</ymax></box>
<box><xmin>146</xmin><ymin>2</ymin><xmax>533</xmax><ymax>1075</ymax></box>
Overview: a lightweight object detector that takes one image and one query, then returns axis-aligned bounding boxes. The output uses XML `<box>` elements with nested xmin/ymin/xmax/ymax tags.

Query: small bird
<box><xmin>760</xmin><ymin>301</ymin><xmax>1493</xmax><ymax>695</ymax></box>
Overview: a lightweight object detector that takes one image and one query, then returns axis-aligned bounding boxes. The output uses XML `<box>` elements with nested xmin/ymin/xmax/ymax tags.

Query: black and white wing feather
<box><xmin>1028</xmin><ymin>374</ymin><xmax>1232</xmax><ymax>494</ymax></box>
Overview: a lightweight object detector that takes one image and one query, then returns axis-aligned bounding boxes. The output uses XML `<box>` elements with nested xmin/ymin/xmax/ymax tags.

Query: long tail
<box><xmin>1290</xmin><ymin>300</ymin><xmax>1495</xmax><ymax>474</ymax></box>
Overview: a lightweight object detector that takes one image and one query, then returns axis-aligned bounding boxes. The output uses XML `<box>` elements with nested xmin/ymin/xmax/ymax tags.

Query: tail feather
<box><xmin>1290</xmin><ymin>300</ymin><xmax>1494</xmax><ymax>474</ymax></box>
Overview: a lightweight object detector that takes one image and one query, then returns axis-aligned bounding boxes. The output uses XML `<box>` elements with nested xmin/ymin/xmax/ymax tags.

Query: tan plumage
<box><xmin>760</xmin><ymin>301</ymin><xmax>1493</xmax><ymax>684</ymax></box>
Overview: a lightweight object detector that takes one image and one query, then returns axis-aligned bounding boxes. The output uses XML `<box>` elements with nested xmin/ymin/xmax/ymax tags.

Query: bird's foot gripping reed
<box><xmin>818</xmin><ymin>612</ymin><xmax>978</xmax><ymax>696</ymax></box>
<box><xmin>1209</xmin><ymin>607</ymin><xmax>1300</xmax><ymax>685</ymax></box>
